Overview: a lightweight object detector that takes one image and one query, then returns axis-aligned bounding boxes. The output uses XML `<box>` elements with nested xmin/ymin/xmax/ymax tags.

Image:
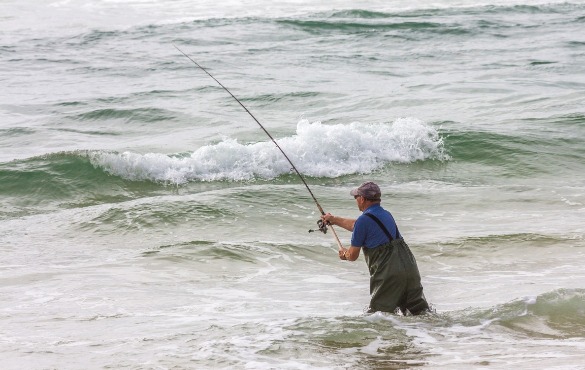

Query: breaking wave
<box><xmin>89</xmin><ymin>118</ymin><xmax>447</xmax><ymax>184</ymax></box>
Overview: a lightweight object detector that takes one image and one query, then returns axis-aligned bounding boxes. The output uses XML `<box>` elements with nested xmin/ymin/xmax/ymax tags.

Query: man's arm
<box><xmin>322</xmin><ymin>213</ymin><xmax>361</xmax><ymax>261</ymax></box>
<box><xmin>321</xmin><ymin>213</ymin><xmax>356</xmax><ymax>232</ymax></box>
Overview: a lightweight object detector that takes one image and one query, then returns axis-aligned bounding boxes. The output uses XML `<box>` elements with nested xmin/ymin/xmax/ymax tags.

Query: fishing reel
<box><xmin>308</xmin><ymin>219</ymin><xmax>328</xmax><ymax>234</ymax></box>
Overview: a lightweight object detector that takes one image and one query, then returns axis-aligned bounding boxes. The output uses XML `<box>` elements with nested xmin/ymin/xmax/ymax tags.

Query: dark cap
<box><xmin>350</xmin><ymin>181</ymin><xmax>381</xmax><ymax>201</ymax></box>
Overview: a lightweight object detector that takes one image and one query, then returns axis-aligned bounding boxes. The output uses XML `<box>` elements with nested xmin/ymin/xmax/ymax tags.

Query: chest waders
<box><xmin>362</xmin><ymin>213</ymin><xmax>429</xmax><ymax>315</ymax></box>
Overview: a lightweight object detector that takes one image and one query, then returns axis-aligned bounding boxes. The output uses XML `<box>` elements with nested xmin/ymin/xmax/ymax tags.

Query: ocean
<box><xmin>1</xmin><ymin>0</ymin><xmax>585</xmax><ymax>368</ymax></box>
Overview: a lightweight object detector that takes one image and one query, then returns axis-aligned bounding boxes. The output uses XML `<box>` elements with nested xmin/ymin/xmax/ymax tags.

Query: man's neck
<box><xmin>362</xmin><ymin>201</ymin><xmax>381</xmax><ymax>212</ymax></box>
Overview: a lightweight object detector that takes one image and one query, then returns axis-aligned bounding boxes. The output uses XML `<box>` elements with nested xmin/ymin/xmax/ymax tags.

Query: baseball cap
<box><xmin>350</xmin><ymin>181</ymin><xmax>381</xmax><ymax>201</ymax></box>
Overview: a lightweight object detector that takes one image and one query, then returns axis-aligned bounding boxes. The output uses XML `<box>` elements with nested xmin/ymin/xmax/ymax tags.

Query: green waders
<box><xmin>362</xmin><ymin>214</ymin><xmax>429</xmax><ymax>315</ymax></box>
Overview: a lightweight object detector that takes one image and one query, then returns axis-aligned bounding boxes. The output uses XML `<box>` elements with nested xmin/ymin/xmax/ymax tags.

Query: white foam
<box><xmin>524</xmin><ymin>295</ymin><xmax>538</xmax><ymax>305</ymax></box>
<box><xmin>89</xmin><ymin>118</ymin><xmax>447</xmax><ymax>184</ymax></box>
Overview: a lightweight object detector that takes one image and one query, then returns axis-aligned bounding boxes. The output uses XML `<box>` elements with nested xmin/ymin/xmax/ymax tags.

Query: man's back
<box><xmin>351</xmin><ymin>203</ymin><xmax>400</xmax><ymax>248</ymax></box>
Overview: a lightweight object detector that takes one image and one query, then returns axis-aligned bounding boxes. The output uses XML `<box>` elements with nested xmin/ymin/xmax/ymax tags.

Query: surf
<box><xmin>89</xmin><ymin>118</ymin><xmax>447</xmax><ymax>184</ymax></box>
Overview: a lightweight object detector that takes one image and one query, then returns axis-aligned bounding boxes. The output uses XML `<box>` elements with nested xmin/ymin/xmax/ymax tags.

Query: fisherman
<box><xmin>321</xmin><ymin>181</ymin><xmax>430</xmax><ymax>315</ymax></box>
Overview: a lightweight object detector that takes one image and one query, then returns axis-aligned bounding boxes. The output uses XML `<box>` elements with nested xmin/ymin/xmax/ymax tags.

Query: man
<box><xmin>322</xmin><ymin>181</ymin><xmax>430</xmax><ymax>315</ymax></box>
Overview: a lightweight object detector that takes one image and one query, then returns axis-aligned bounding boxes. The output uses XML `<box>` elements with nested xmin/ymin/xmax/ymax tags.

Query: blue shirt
<box><xmin>351</xmin><ymin>203</ymin><xmax>400</xmax><ymax>249</ymax></box>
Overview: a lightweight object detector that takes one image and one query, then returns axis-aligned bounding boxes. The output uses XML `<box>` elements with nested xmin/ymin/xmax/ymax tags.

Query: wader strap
<box><xmin>365</xmin><ymin>213</ymin><xmax>402</xmax><ymax>242</ymax></box>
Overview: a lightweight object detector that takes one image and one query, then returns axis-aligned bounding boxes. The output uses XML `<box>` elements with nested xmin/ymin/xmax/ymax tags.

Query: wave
<box><xmin>240</xmin><ymin>91</ymin><xmax>321</xmax><ymax>105</ymax></box>
<box><xmin>49</xmin><ymin>2</ymin><xmax>581</xmax><ymax>48</ymax></box>
<box><xmin>359</xmin><ymin>288</ymin><xmax>585</xmax><ymax>340</ymax></box>
<box><xmin>75</xmin><ymin>199</ymin><xmax>237</xmax><ymax>236</ymax></box>
<box><xmin>277</xmin><ymin>19</ymin><xmax>457</xmax><ymax>34</ymax></box>
<box><xmin>4</xmin><ymin>110</ymin><xmax>583</xmax><ymax>219</ymax></box>
<box><xmin>419</xmin><ymin>233</ymin><xmax>584</xmax><ymax>255</ymax></box>
<box><xmin>442</xmin><ymin>118</ymin><xmax>585</xmax><ymax>178</ymax></box>
<box><xmin>0</xmin><ymin>127</ymin><xmax>36</xmax><ymax>138</ymax></box>
<box><xmin>459</xmin><ymin>289</ymin><xmax>585</xmax><ymax>339</ymax></box>
<box><xmin>0</xmin><ymin>151</ymin><xmax>162</xmax><ymax>219</ymax></box>
<box><xmin>0</xmin><ymin>118</ymin><xmax>445</xmax><ymax>218</ymax></box>
<box><xmin>273</xmin><ymin>3</ymin><xmax>584</xmax><ymax>37</ymax></box>
<box><xmin>89</xmin><ymin>118</ymin><xmax>447</xmax><ymax>184</ymax></box>
<box><xmin>68</xmin><ymin>107</ymin><xmax>176</xmax><ymax>123</ymax></box>
<box><xmin>274</xmin><ymin>288</ymin><xmax>585</xmax><ymax>368</ymax></box>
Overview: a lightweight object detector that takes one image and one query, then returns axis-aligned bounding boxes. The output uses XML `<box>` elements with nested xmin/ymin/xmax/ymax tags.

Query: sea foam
<box><xmin>89</xmin><ymin>118</ymin><xmax>447</xmax><ymax>184</ymax></box>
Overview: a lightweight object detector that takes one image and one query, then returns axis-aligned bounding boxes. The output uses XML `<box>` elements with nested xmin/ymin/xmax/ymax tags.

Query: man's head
<box><xmin>350</xmin><ymin>181</ymin><xmax>381</xmax><ymax>202</ymax></box>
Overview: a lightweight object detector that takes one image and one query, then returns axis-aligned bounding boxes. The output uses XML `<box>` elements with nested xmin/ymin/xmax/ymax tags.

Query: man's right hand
<box><xmin>321</xmin><ymin>213</ymin><xmax>335</xmax><ymax>225</ymax></box>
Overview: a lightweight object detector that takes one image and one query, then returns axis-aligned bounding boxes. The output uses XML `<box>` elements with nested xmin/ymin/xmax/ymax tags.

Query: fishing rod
<box><xmin>174</xmin><ymin>44</ymin><xmax>343</xmax><ymax>249</ymax></box>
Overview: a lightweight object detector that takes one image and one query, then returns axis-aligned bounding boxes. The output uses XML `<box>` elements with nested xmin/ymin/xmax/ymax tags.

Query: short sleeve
<box><xmin>350</xmin><ymin>215</ymin><xmax>368</xmax><ymax>247</ymax></box>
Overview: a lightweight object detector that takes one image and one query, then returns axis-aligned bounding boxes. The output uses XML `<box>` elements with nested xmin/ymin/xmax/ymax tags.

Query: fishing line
<box><xmin>174</xmin><ymin>44</ymin><xmax>343</xmax><ymax>247</ymax></box>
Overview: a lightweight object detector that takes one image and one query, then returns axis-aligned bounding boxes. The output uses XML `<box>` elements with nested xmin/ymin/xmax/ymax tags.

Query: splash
<box><xmin>89</xmin><ymin>118</ymin><xmax>447</xmax><ymax>184</ymax></box>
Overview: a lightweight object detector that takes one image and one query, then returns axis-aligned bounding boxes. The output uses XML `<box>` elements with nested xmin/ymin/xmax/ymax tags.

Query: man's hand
<box><xmin>322</xmin><ymin>213</ymin><xmax>335</xmax><ymax>226</ymax></box>
<box><xmin>321</xmin><ymin>213</ymin><xmax>355</xmax><ymax>232</ymax></box>
<box><xmin>338</xmin><ymin>247</ymin><xmax>348</xmax><ymax>260</ymax></box>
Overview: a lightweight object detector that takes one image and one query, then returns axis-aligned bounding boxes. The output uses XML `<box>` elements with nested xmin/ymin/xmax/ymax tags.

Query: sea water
<box><xmin>1</xmin><ymin>0</ymin><xmax>585</xmax><ymax>368</ymax></box>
